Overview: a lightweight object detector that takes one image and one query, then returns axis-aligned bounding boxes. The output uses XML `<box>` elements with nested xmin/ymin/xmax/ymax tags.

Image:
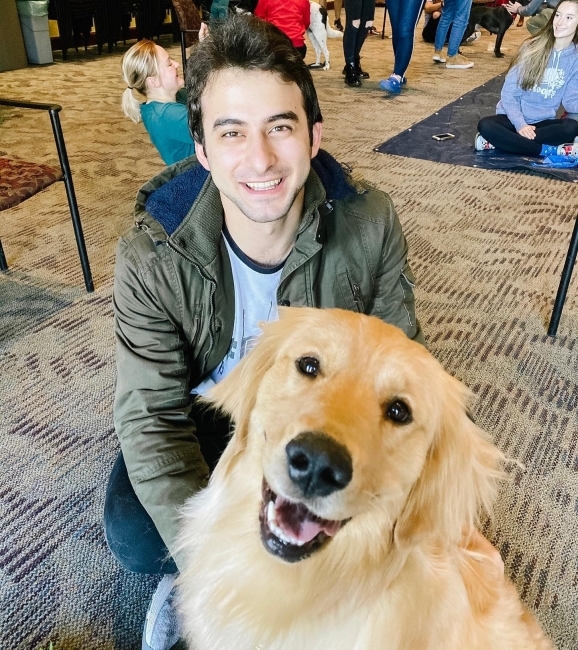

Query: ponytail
<box><xmin>120</xmin><ymin>39</ymin><xmax>159</xmax><ymax>122</ymax></box>
<box><xmin>122</xmin><ymin>87</ymin><xmax>143</xmax><ymax>123</ymax></box>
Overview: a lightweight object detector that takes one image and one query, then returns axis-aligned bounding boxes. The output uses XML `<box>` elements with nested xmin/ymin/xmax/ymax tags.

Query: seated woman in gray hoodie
<box><xmin>476</xmin><ymin>0</ymin><xmax>578</xmax><ymax>156</ymax></box>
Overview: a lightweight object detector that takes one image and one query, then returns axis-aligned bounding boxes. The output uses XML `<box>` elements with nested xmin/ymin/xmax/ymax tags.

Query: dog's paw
<box><xmin>494</xmin><ymin>51</ymin><xmax>504</xmax><ymax>58</ymax></box>
<box><xmin>323</xmin><ymin>62</ymin><xmax>330</xmax><ymax>71</ymax></box>
<box><xmin>308</xmin><ymin>62</ymin><xmax>324</xmax><ymax>70</ymax></box>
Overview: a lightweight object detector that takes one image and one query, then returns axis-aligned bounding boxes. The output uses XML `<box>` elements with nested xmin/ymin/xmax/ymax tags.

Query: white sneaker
<box><xmin>474</xmin><ymin>133</ymin><xmax>495</xmax><ymax>151</ymax></box>
<box><xmin>433</xmin><ymin>50</ymin><xmax>446</xmax><ymax>63</ymax></box>
<box><xmin>142</xmin><ymin>575</ymin><xmax>181</xmax><ymax>650</ymax></box>
<box><xmin>557</xmin><ymin>143</ymin><xmax>578</xmax><ymax>156</ymax></box>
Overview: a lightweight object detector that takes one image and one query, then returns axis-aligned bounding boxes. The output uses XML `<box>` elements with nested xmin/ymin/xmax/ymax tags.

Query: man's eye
<box><xmin>271</xmin><ymin>125</ymin><xmax>290</xmax><ymax>133</ymax></box>
<box><xmin>222</xmin><ymin>131</ymin><xmax>240</xmax><ymax>138</ymax></box>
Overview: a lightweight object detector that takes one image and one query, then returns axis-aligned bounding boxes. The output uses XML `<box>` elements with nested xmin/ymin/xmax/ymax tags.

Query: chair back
<box><xmin>171</xmin><ymin>0</ymin><xmax>201</xmax><ymax>46</ymax></box>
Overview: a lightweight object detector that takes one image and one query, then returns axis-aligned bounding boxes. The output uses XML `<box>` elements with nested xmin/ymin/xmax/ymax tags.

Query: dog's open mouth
<box><xmin>259</xmin><ymin>479</ymin><xmax>347</xmax><ymax>562</ymax></box>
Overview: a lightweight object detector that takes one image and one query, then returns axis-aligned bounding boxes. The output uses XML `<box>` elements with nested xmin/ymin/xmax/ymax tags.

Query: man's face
<box><xmin>195</xmin><ymin>68</ymin><xmax>322</xmax><ymax>225</ymax></box>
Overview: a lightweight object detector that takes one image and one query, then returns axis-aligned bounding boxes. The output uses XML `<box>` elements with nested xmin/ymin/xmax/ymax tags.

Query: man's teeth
<box><xmin>266</xmin><ymin>500</ymin><xmax>305</xmax><ymax>547</ymax></box>
<box><xmin>246</xmin><ymin>179</ymin><xmax>281</xmax><ymax>191</ymax></box>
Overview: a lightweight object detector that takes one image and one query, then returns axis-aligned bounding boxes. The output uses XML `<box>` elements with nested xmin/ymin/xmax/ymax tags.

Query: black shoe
<box><xmin>344</xmin><ymin>62</ymin><xmax>361</xmax><ymax>87</ymax></box>
<box><xmin>334</xmin><ymin>18</ymin><xmax>343</xmax><ymax>31</ymax></box>
<box><xmin>355</xmin><ymin>57</ymin><xmax>370</xmax><ymax>79</ymax></box>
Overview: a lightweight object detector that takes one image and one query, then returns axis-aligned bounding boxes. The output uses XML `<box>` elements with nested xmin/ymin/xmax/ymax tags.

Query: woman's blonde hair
<box><xmin>510</xmin><ymin>0</ymin><xmax>578</xmax><ymax>91</ymax></box>
<box><xmin>121</xmin><ymin>39</ymin><xmax>159</xmax><ymax>123</ymax></box>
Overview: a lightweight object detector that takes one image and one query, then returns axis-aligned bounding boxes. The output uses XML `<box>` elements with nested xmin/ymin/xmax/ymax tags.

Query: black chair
<box><xmin>170</xmin><ymin>0</ymin><xmax>201</xmax><ymax>67</ymax></box>
<box><xmin>0</xmin><ymin>98</ymin><xmax>94</xmax><ymax>292</ymax></box>
<box><xmin>49</xmin><ymin>0</ymin><xmax>110</xmax><ymax>59</ymax></box>
<box><xmin>548</xmin><ymin>216</ymin><xmax>578</xmax><ymax>336</ymax></box>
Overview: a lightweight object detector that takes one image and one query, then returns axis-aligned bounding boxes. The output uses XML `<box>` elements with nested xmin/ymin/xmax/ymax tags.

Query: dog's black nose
<box><xmin>286</xmin><ymin>432</ymin><xmax>352</xmax><ymax>498</ymax></box>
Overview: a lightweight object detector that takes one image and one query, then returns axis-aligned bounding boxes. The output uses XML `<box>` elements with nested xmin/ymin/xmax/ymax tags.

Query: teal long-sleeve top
<box><xmin>140</xmin><ymin>89</ymin><xmax>195</xmax><ymax>166</ymax></box>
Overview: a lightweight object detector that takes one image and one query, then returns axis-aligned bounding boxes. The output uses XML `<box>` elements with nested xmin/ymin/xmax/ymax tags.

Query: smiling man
<box><xmin>107</xmin><ymin>14</ymin><xmax>423</xmax><ymax>650</ymax></box>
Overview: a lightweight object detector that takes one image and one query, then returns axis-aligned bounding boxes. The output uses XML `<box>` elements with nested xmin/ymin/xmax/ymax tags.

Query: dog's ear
<box><xmin>202</xmin><ymin>312</ymin><xmax>292</xmax><ymax>477</ymax></box>
<box><xmin>395</xmin><ymin>373</ymin><xmax>505</xmax><ymax>549</ymax></box>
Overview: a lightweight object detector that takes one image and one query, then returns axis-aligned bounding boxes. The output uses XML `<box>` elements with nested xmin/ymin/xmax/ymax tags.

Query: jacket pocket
<box><xmin>336</xmin><ymin>270</ymin><xmax>365</xmax><ymax>313</ymax></box>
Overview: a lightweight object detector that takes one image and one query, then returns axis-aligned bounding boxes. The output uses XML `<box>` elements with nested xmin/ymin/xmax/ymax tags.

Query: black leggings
<box><xmin>343</xmin><ymin>0</ymin><xmax>375</xmax><ymax>64</ymax></box>
<box><xmin>478</xmin><ymin>114</ymin><xmax>578</xmax><ymax>156</ymax></box>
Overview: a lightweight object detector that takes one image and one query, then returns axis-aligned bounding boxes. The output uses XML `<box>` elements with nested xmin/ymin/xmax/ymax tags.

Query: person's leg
<box><xmin>422</xmin><ymin>15</ymin><xmax>440</xmax><ymax>43</ymax></box>
<box><xmin>532</xmin><ymin>118</ymin><xmax>578</xmax><ymax>146</ymax></box>
<box><xmin>104</xmin><ymin>403</ymin><xmax>232</xmax><ymax>650</ymax></box>
<box><xmin>353</xmin><ymin>0</ymin><xmax>376</xmax><ymax>59</ymax></box>
<box><xmin>334</xmin><ymin>0</ymin><xmax>343</xmax><ymax>29</ymax></box>
<box><xmin>477</xmin><ymin>114</ymin><xmax>542</xmax><ymax>155</ymax></box>
<box><xmin>434</xmin><ymin>0</ymin><xmax>455</xmax><ymax>54</ymax></box>
<box><xmin>446</xmin><ymin>0</ymin><xmax>472</xmax><ymax>56</ymax></box>
<box><xmin>390</xmin><ymin>0</ymin><xmax>424</xmax><ymax>78</ymax></box>
<box><xmin>343</xmin><ymin>0</ymin><xmax>364</xmax><ymax>84</ymax></box>
<box><xmin>104</xmin><ymin>452</ymin><xmax>178</xmax><ymax>574</ymax></box>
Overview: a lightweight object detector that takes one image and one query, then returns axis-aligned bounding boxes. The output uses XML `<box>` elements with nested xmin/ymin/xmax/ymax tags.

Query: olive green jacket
<box><xmin>113</xmin><ymin>153</ymin><xmax>423</xmax><ymax>568</ymax></box>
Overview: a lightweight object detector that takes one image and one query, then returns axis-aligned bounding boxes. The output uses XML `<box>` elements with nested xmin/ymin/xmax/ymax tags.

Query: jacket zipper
<box><xmin>166</xmin><ymin>239</ymin><xmax>217</xmax><ymax>371</ymax></box>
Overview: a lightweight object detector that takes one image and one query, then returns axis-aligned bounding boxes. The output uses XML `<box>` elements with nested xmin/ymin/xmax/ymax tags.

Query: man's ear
<box><xmin>311</xmin><ymin>121</ymin><xmax>323</xmax><ymax>159</ymax></box>
<box><xmin>195</xmin><ymin>141</ymin><xmax>210</xmax><ymax>171</ymax></box>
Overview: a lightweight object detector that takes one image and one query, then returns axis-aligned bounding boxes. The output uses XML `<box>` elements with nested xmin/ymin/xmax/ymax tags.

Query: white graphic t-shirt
<box><xmin>192</xmin><ymin>227</ymin><xmax>283</xmax><ymax>396</ymax></box>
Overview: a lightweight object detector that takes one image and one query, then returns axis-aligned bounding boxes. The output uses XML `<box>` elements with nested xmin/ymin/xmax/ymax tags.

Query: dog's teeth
<box><xmin>266</xmin><ymin>501</ymin><xmax>305</xmax><ymax>546</ymax></box>
<box><xmin>267</xmin><ymin>500</ymin><xmax>275</xmax><ymax>526</ymax></box>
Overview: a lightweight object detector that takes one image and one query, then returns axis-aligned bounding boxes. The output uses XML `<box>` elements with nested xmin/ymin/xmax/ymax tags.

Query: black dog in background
<box><xmin>462</xmin><ymin>0</ymin><xmax>530</xmax><ymax>58</ymax></box>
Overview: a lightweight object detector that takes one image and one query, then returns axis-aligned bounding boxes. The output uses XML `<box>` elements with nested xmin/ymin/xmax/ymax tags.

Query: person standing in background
<box><xmin>254</xmin><ymin>0</ymin><xmax>311</xmax><ymax>57</ymax></box>
<box><xmin>378</xmin><ymin>0</ymin><xmax>425</xmax><ymax>94</ymax></box>
<box><xmin>343</xmin><ymin>0</ymin><xmax>376</xmax><ymax>86</ymax></box>
<box><xmin>432</xmin><ymin>0</ymin><xmax>474</xmax><ymax>69</ymax></box>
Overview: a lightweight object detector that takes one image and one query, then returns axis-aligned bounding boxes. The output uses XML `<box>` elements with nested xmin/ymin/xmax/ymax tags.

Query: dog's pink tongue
<box><xmin>274</xmin><ymin>496</ymin><xmax>340</xmax><ymax>543</ymax></box>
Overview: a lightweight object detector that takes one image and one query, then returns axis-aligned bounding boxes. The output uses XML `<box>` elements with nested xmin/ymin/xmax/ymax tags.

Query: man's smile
<box><xmin>244</xmin><ymin>178</ymin><xmax>283</xmax><ymax>192</ymax></box>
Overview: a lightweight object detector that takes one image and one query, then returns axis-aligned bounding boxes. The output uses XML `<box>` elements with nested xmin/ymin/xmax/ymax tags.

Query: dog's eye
<box><xmin>385</xmin><ymin>400</ymin><xmax>412</xmax><ymax>424</ymax></box>
<box><xmin>296</xmin><ymin>356</ymin><xmax>320</xmax><ymax>377</ymax></box>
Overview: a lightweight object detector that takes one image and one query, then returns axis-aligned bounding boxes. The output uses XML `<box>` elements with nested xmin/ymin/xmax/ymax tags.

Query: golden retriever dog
<box><xmin>176</xmin><ymin>307</ymin><xmax>552</xmax><ymax>650</ymax></box>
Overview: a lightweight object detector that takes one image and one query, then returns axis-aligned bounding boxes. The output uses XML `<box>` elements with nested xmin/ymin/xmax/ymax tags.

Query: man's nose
<box><xmin>250</xmin><ymin>134</ymin><xmax>276</xmax><ymax>173</ymax></box>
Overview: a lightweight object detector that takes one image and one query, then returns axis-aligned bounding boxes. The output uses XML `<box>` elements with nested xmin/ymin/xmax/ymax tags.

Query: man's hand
<box><xmin>518</xmin><ymin>124</ymin><xmax>536</xmax><ymax>139</ymax></box>
<box><xmin>506</xmin><ymin>2</ymin><xmax>522</xmax><ymax>13</ymax></box>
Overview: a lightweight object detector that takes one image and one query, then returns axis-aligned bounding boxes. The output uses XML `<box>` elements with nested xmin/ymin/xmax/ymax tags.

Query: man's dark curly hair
<box><xmin>185</xmin><ymin>14</ymin><xmax>323</xmax><ymax>147</ymax></box>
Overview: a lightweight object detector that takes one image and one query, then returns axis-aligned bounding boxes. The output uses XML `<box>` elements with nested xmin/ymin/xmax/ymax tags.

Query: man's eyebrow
<box><xmin>266</xmin><ymin>112</ymin><xmax>299</xmax><ymax>124</ymax></box>
<box><xmin>212</xmin><ymin>112</ymin><xmax>300</xmax><ymax>130</ymax></box>
<box><xmin>212</xmin><ymin>118</ymin><xmax>246</xmax><ymax>130</ymax></box>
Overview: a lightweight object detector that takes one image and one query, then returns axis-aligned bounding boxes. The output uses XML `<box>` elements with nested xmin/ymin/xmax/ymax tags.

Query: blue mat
<box><xmin>374</xmin><ymin>74</ymin><xmax>578</xmax><ymax>183</ymax></box>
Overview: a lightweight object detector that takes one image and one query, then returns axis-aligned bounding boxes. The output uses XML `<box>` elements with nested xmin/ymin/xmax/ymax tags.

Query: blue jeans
<box><xmin>386</xmin><ymin>0</ymin><xmax>425</xmax><ymax>77</ymax></box>
<box><xmin>434</xmin><ymin>0</ymin><xmax>473</xmax><ymax>57</ymax></box>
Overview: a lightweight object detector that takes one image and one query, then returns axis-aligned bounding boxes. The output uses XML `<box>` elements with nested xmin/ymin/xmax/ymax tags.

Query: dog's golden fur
<box><xmin>176</xmin><ymin>308</ymin><xmax>552</xmax><ymax>650</ymax></box>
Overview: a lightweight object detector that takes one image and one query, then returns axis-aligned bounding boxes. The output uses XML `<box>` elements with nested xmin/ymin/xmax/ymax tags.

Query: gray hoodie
<box><xmin>497</xmin><ymin>43</ymin><xmax>578</xmax><ymax>129</ymax></box>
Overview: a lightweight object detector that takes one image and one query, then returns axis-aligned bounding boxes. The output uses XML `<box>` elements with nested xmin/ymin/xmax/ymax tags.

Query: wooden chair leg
<box><xmin>0</xmin><ymin>240</ymin><xmax>7</xmax><ymax>271</ymax></box>
<box><xmin>548</xmin><ymin>215</ymin><xmax>578</xmax><ymax>336</ymax></box>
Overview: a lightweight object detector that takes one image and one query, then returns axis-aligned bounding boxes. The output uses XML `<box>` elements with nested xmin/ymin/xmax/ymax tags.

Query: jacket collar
<box><xmin>135</xmin><ymin>149</ymin><xmax>359</xmax><ymax>269</ymax></box>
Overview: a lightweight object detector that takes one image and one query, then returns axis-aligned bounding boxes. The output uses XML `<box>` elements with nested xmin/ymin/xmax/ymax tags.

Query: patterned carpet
<box><xmin>1</xmin><ymin>13</ymin><xmax>577</xmax><ymax>649</ymax></box>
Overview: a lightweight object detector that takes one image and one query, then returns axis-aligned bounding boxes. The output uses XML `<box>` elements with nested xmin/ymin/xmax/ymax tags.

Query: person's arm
<box><xmin>366</xmin><ymin>192</ymin><xmax>425</xmax><ymax>346</ymax></box>
<box><xmin>161</xmin><ymin>103</ymin><xmax>195</xmax><ymax>145</ymax></box>
<box><xmin>499</xmin><ymin>66</ymin><xmax>529</xmax><ymax>132</ymax></box>
<box><xmin>506</xmin><ymin>0</ymin><xmax>545</xmax><ymax>17</ymax></box>
<box><xmin>113</xmin><ymin>236</ymin><xmax>210</xmax><ymax>569</ymax></box>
